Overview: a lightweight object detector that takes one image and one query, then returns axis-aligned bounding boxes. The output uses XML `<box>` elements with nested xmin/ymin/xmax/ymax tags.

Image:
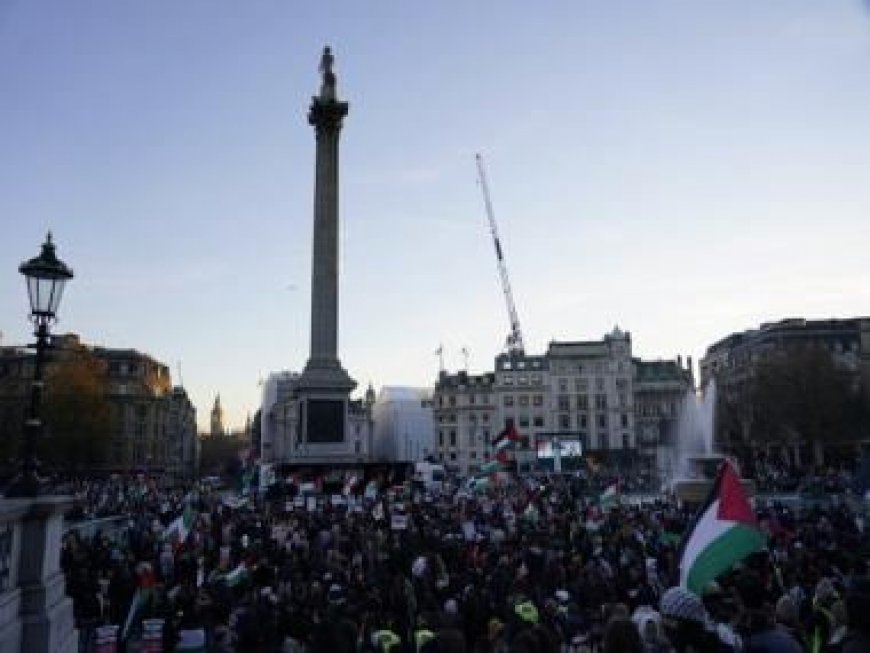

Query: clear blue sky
<box><xmin>2</xmin><ymin>1</ymin><xmax>869</xmax><ymax>431</ymax></box>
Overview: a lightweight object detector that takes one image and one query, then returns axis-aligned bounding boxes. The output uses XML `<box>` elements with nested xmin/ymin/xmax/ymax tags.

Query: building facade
<box><xmin>700</xmin><ymin>317</ymin><xmax>870</xmax><ymax>459</ymax></box>
<box><xmin>165</xmin><ymin>387</ymin><xmax>198</xmax><ymax>479</ymax></box>
<box><xmin>0</xmin><ymin>333</ymin><xmax>185</xmax><ymax>474</ymax></box>
<box><xmin>633</xmin><ymin>358</ymin><xmax>694</xmax><ymax>479</ymax></box>
<box><xmin>432</xmin><ymin>371</ymin><xmax>498</xmax><ymax>475</ymax></box>
<box><xmin>432</xmin><ymin>327</ymin><xmax>692</xmax><ymax>478</ymax></box>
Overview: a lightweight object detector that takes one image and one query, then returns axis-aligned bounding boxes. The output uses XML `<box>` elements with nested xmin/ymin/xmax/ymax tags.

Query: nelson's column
<box><xmin>294</xmin><ymin>46</ymin><xmax>358</xmax><ymax>457</ymax></box>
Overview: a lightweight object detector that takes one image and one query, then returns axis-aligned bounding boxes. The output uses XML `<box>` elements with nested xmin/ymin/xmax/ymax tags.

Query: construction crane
<box><xmin>475</xmin><ymin>153</ymin><xmax>525</xmax><ymax>356</ymax></box>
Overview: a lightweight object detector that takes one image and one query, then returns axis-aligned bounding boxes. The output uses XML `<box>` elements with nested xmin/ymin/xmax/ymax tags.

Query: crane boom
<box><xmin>475</xmin><ymin>153</ymin><xmax>525</xmax><ymax>356</ymax></box>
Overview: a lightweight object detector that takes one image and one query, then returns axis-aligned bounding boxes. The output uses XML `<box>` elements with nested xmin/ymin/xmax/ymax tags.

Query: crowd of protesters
<box><xmin>59</xmin><ymin>470</ymin><xmax>870</xmax><ymax>653</ymax></box>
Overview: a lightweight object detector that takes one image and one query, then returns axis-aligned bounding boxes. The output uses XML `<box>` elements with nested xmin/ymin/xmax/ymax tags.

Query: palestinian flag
<box><xmin>163</xmin><ymin>504</ymin><xmax>196</xmax><ymax>547</ymax></box>
<box><xmin>494</xmin><ymin>423</ymin><xmax>523</xmax><ymax>449</ymax></box>
<box><xmin>678</xmin><ymin>459</ymin><xmax>766</xmax><ymax>595</ymax></box>
<box><xmin>599</xmin><ymin>482</ymin><xmax>620</xmax><ymax>509</ymax></box>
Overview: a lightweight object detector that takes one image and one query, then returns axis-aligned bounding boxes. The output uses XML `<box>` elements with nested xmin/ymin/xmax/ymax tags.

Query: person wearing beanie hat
<box><xmin>659</xmin><ymin>587</ymin><xmax>732</xmax><ymax>653</ymax></box>
<box><xmin>660</xmin><ymin>587</ymin><xmax>707</xmax><ymax>626</ymax></box>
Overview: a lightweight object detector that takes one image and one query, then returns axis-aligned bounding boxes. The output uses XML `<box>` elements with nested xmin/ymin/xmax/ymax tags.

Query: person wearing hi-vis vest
<box><xmin>371</xmin><ymin>628</ymin><xmax>401</xmax><ymax>653</ymax></box>
<box><xmin>414</xmin><ymin>627</ymin><xmax>435</xmax><ymax>652</ymax></box>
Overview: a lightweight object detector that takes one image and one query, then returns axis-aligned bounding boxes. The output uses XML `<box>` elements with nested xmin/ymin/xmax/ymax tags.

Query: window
<box><xmin>599</xmin><ymin>433</ymin><xmax>608</xmax><ymax>450</ymax></box>
<box><xmin>448</xmin><ymin>396</ymin><xmax>456</xmax><ymax>407</ymax></box>
<box><xmin>575</xmin><ymin>378</ymin><xmax>588</xmax><ymax>391</ymax></box>
<box><xmin>470</xmin><ymin>451</ymin><xmax>477</xmax><ymax>459</ymax></box>
<box><xmin>504</xmin><ymin>395</ymin><xmax>514</xmax><ymax>407</ymax></box>
<box><xmin>578</xmin><ymin>413</ymin><xmax>588</xmax><ymax>428</ymax></box>
<box><xmin>577</xmin><ymin>394</ymin><xmax>589</xmax><ymax>410</ymax></box>
<box><xmin>559</xmin><ymin>414</ymin><xmax>570</xmax><ymax>430</ymax></box>
<box><xmin>518</xmin><ymin>375</ymin><xmax>528</xmax><ymax>386</ymax></box>
<box><xmin>531</xmin><ymin>374</ymin><xmax>542</xmax><ymax>385</ymax></box>
<box><xmin>533</xmin><ymin>415</ymin><xmax>544</xmax><ymax>428</ymax></box>
<box><xmin>533</xmin><ymin>395</ymin><xmax>543</xmax><ymax>407</ymax></box>
<box><xmin>450</xmin><ymin>453</ymin><xmax>457</xmax><ymax>461</ymax></box>
<box><xmin>503</xmin><ymin>375</ymin><xmax>514</xmax><ymax>386</ymax></box>
<box><xmin>355</xmin><ymin>440</ymin><xmax>361</xmax><ymax>453</ymax></box>
<box><xmin>595</xmin><ymin>394</ymin><xmax>607</xmax><ymax>410</ymax></box>
<box><xmin>620</xmin><ymin>413</ymin><xmax>629</xmax><ymax>428</ymax></box>
<box><xmin>622</xmin><ymin>433</ymin><xmax>630</xmax><ymax>449</ymax></box>
<box><xmin>469</xmin><ymin>414</ymin><xmax>477</xmax><ymax>424</ymax></box>
<box><xmin>559</xmin><ymin>379</ymin><xmax>569</xmax><ymax>393</ymax></box>
<box><xmin>519</xmin><ymin>395</ymin><xmax>529</xmax><ymax>407</ymax></box>
<box><xmin>519</xmin><ymin>415</ymin><xmax>530</xmax><ymax>428</ymax></box>
<box><xmin>596</xmin><ymin>377</ymin><xmax>605</xmax><ymax>391</ymax></box>
<box><xmin>557</xmin><ymin>395</ymin><xmax>570</xmax><ymax>411</ymax></box>
<box><xmin>517</xmin><ymin>360</ymin><xmax>526</xmax><ymax>369</ymax></box>
<box><xmin>483</xmin><ymin>429</ymin><xmax>490</xmax><ymax>441</ymax></box>
<box><xmin>449</xmin><ymin>431</ymin><xmax>456</xmax><ymax>446</ymax></box>
<box><xmin>470</xmin><ymin>394</ymin><xmax>476</xmax><ymax>405</ymax></box>
<box><xmin>597</xmin><ymin>414</ymin><xmax>607</xmax><ymax>429</ymax></box>
<box><xmin>482</xmin><ymin>413</ymin><xmax>490</xmax><ymax>422</ymax></box>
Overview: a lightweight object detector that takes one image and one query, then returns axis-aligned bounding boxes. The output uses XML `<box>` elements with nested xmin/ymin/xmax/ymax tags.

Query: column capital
<box><xmin>308</xmin><ymin>98</ymin><xmax>349</xmax><ymax>131</ymax></box>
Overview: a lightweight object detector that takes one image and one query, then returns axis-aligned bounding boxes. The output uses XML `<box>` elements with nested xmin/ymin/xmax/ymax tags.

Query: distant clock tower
<box><xmin>210</xmin><ymin>394</ymin><xmax>224</xmax><ymax>437</ymax></box>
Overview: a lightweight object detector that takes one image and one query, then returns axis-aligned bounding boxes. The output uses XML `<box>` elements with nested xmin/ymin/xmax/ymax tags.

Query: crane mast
<box><xmin>475</xmin><ymin>153</ymin><xmax>525</xmax><ymax>356</ymax></box>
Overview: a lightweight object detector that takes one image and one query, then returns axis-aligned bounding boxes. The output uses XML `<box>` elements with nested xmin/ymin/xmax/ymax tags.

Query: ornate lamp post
<box><xmin>5</xmin><ymin>233</ymin><xmax>74</xmax><ymax>498</ymax></box>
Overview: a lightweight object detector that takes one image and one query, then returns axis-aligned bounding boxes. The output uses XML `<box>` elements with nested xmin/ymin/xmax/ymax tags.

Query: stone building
<box><xmin>0</xmin><ymin>333</ymin><xmax>183</xmax><ymax>474</ymax></box>
<box><xmin>633</xmin><ymin>357</ymin><xmax>694</xmax><ymax>478</ymax></box>
<box><xmin>432</xmin><ymin>372</ymin><xmax>497</xmax><ymax>475</ymax></box>
<box><xmin>432</xmin><ymin>327</ymin><xmax>692</xmax><ymax>477</ymax></box>
<box><xmin>700</xmin><ymin>317</ymin><xmax>870</xmax><ymax>459</ymax></box>
<box><xmin>95</xmin><ymin>338</ymin><xmax>173</xmax><ymax>471</ymax></box>
<box><xmin>371</xmin><ymin>387</ymin><xmax>435</xmax><ymax>462</ymax></box>
<box><xmin>165</xmin><ymin>387</ymin><xmax>198</xmax><ymax>479</ymax></box>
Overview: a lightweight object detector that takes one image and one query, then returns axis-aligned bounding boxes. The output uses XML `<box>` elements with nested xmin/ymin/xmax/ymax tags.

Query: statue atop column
<box><xmin>319</xmin><ymin>46</ymin><xmax>337</xmax><ymax>101</ymax></box>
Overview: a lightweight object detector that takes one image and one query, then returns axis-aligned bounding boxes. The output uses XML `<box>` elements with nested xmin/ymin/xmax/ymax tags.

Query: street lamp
<box><xmin>5</xmin><ymin>233</ymin><xmax>74</xmax><ymax>498</ymax></box>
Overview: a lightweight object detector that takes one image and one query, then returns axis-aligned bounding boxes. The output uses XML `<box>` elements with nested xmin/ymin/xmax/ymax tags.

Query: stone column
<box><xmin>307</xmin><ymin>97</ymin><xmax>348</xmax><ymax>370</ymax></box>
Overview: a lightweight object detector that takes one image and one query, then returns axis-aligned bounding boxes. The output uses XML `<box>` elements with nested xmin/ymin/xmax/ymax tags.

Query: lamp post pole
<box><xmin>5</xmin><ymin>233</ymin><xmax>73</xmax><ymax>498</ymax></box>
<box><xmin>15</xmin><ymin>320</ymin><xmax>50</xmax><ymax>496</ymax></box>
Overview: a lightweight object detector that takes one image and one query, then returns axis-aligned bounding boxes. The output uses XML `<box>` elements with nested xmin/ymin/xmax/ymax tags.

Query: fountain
<box><xmin>669</xmin><ymin>381</ymin><xmax>754</xmax><ymax>504</ymax></box>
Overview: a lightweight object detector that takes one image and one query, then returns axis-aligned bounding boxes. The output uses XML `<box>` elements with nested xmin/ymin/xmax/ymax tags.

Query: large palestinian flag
<box><xmin>678</xmin><ymin>459</ymin><xmax>766</xmax><ymax>595</ymax></box>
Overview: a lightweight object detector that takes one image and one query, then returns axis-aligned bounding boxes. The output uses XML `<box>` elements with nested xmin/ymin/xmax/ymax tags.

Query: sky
<box><xmin>1</xmin><ymin>1</ymin><xmax>869</xmax><ymax>431</ymax></box>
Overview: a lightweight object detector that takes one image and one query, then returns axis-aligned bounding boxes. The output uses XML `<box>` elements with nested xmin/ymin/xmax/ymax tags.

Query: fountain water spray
<box><xmin>671</xmin><ymin>380</ymin><xmax>717</xmax><ymax>481</ymax></box>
